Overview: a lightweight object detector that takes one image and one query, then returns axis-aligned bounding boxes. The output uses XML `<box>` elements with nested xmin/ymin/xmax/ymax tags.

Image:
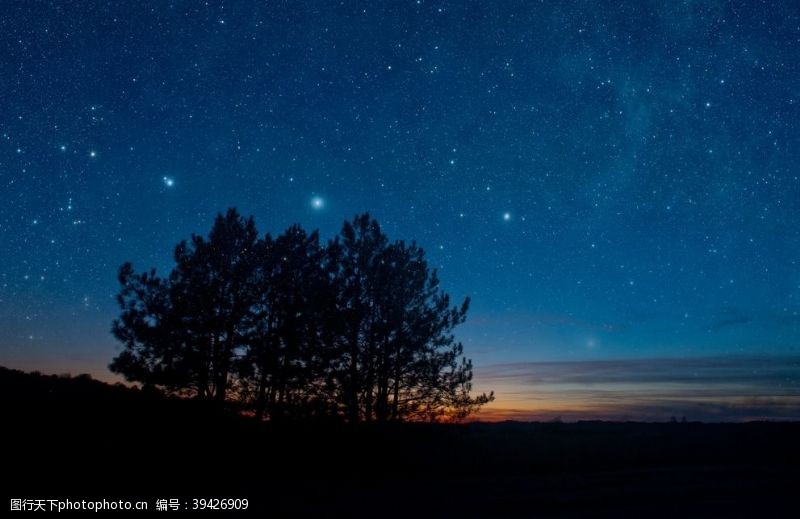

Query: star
<box><xmin>503</xmin><ymin>212</ymin><xmax>511</xmax><ymax>221</ymax></box>
<box><xmin>311</xmin><ymin>196</ymin><xmax>325</xmax><ymax>210</ymax></box>
<box><xmin>89</xmin><ymin>150</ymin><xmax>97</xmax><ymax>157</ymax></box>
<box><xmin>163</xmin><ymin>176</ymin><xmax>175</xmax><ymax>187</ymax></box>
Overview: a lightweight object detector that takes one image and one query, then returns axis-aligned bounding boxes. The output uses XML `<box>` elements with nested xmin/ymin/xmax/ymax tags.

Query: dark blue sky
<box><xmin>2</xmin><ymin>1</ymin><xmax>799</xmax><ymax>420</ymax></box>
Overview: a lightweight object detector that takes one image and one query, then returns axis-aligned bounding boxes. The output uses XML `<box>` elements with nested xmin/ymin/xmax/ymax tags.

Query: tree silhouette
<box><xmin>324</xmin><ymin>214</ymin><xmax>388</xmax><ymax>422</ymax></box>
<box><xmin>240</xmin><ymin>225</ymin><xmax>332</xmax><ymax>421</ymax></box>
<box><xmin>111</xmin><ymin>208</ymin><xmax>259</xmax><ymax>401</ymax></box>
<box><xmin>109</xmin><ymin>263</ymin><xmax>172</xmax><ymax>391</ymax></box>
<box><xmin>110</xmin><ymin>208</ymin><xmax>493</xmax><ymax>421</ymax></box>
<box><xmin>324</xmin><ymin>214</ymin><xmax>494</xmax><ymax>422</ymax></box>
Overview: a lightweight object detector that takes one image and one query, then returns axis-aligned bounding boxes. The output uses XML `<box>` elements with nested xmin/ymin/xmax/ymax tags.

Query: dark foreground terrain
<box><xmin>3</xmin><ymin>366</ymin><xmax>798</xmax><ymax>517</ymax></box>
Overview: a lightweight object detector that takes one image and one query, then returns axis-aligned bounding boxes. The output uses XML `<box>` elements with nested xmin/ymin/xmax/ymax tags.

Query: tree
<box><xmin>325</xmin><ymin>214</ymin><xmax>388</xmax><ymax>422</ymax></box>
<box><xmin>326</xmin><ymin>214</ymin><xmax>493</xmax><ymax>422</ymax></box>
<box><xmin>241</xmin><ymin>225</ymin><xmax>332</xmax><ymax>420</ymax></box>
<box><xmin>111</xmin><ymin>208</ymin><xmax>259</xmax><ymax>401</ymax></box>
<box><xmin>109</xmin><ymin>264</ymin><xmax>174</xmax><ymax>391</ymax></box>
<box><xmin>376</xmin><ymin>240</ymin><xmax>494</xmax><ymax>422</ymax></box>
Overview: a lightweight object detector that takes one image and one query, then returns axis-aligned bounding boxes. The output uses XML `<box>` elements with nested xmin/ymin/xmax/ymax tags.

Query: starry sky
<box><xmin>2</xmin><ymin>1</ymin><xmax>800</xmax><ymax>421</ymax></box>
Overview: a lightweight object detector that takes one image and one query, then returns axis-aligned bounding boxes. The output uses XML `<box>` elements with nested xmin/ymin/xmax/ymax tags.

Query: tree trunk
<box><xmin>254</xmin><ymin>367</ymin><xmax>268</xmax><ymax>421</ymax></box>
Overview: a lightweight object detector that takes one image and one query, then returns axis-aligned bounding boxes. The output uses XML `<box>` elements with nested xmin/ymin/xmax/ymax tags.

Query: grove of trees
<box><xmin>110</xmin><ymin>209</ymin><xmax>493</xmax><ymax>422</ymax></box>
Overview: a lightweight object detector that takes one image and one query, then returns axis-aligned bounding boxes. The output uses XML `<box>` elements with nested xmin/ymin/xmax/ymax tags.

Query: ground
<box><xmin>3</xmin><ymin>367</ymin><xmax>797</xmax><ymax>517</ymax></box>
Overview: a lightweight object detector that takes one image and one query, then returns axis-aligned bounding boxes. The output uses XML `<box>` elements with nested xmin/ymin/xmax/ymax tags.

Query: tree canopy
<box><xmin>111</xmin><ymin>208</ymin><xmax>493</xmax><ymax>422</ymax></box>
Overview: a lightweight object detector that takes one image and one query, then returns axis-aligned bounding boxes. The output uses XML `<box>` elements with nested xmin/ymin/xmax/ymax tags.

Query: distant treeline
<box><xmin>110</xmin><ymin>209</ymin><xmax>492</xmax><ymax>422</ymax></box>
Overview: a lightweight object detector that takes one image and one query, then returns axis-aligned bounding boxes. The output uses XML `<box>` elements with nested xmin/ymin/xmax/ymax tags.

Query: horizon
<box><xmin>4</xmin><ymin>351</ymin><xmax>799</xmax><ymax>423</ymax></box>
<box><xmin>7</xmin><ymin>358</ymin><xmax>799</xmax><ymax>424</ymax></box>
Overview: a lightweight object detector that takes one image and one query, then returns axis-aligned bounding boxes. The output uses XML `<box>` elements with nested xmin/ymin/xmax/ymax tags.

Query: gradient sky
<box><xmin>2</xmin><ymin>1</ymin><xmax>799</xmax><ymax>421</ymax></box>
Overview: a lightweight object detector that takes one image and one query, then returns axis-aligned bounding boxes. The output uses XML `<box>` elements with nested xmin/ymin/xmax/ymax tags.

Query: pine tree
<box><xmin>325</xmin><ymin>214</ymin><xmax>493</xmax><ymax>422</ymax></box>
<box><xmin>242</xmin><ymin>225</ymin><xmax>331</xmax><ymax>420</ymax></box>
<box><xmin>110</xmin><ymin>209</ymin><xmax>259</xmax><ymax>401</ymax></box>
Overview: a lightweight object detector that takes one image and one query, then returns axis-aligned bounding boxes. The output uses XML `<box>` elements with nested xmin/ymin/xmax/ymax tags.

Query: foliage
<box><xmin>110</xmin><ymin>208</ymin><xmax>493</xmax><ymax>421</ymax></box>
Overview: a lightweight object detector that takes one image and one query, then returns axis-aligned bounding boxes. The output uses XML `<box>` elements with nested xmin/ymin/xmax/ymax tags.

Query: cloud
<box><xmin>474</xmin><ymin>397</ymin><xmax>800</xmax><ymax>423</ymax></box>
<box><xmin>479</xmin><ymin>355</ymin><xmax>800</xmax><ymax>387</ymax></box>
<box><xmin>473</xmin><ymin>355</ymin><xmax>800</xmax><ymax>422</ymax></box>
<box><xmin>707</xmin><ymin>307</ymin><xmax>752</xmax><ymax>331</ymax></box>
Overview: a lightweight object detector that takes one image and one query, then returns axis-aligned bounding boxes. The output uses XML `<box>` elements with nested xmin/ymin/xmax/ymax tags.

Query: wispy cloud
<box><xmin>707</xmin><ymin>307</ymin><xmax>752</xmax><ymax>331</ymax></box>
<box><xmin>479</xmin><ymin>356</ymin><xmax>800</xmax><ymax>387</ymax></box>
<box><xmin>472</xmin><ymin>356</ymin><xmax>800</xmax><ymax>422</ymax></box>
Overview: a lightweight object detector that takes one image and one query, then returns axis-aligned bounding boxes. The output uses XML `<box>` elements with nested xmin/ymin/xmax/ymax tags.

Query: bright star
<box><xmin>311</xmin><ymin>196</ymin><xmax>325</xmax><ymax>210</ymax></box>
<box><xmin>503</xmin><ymin>212</ymin><xmax>511</xmax><ymax>221</ymax></box>
<box><xmin>163</xmin><ymin>176</ymin><xmax>175</xmax><ymax>187</ymax></box>
<box><xmin>89</xmin><ymin>150</ymin><xmax>96</xmax><ymax>157</ymax></box>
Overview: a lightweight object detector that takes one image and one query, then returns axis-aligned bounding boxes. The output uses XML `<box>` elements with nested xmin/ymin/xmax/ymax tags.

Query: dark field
<box><xmin>3</xmin><ymin>367</ymin><xmax>797</xmax><ymax>517</ymax></box>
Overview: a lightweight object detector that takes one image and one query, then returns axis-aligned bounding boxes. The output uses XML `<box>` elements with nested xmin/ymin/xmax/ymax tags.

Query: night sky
<box><xmin>2</xmin><ymin>1</ymin><xmax>799</xmax><ymax>421</ymax></box>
